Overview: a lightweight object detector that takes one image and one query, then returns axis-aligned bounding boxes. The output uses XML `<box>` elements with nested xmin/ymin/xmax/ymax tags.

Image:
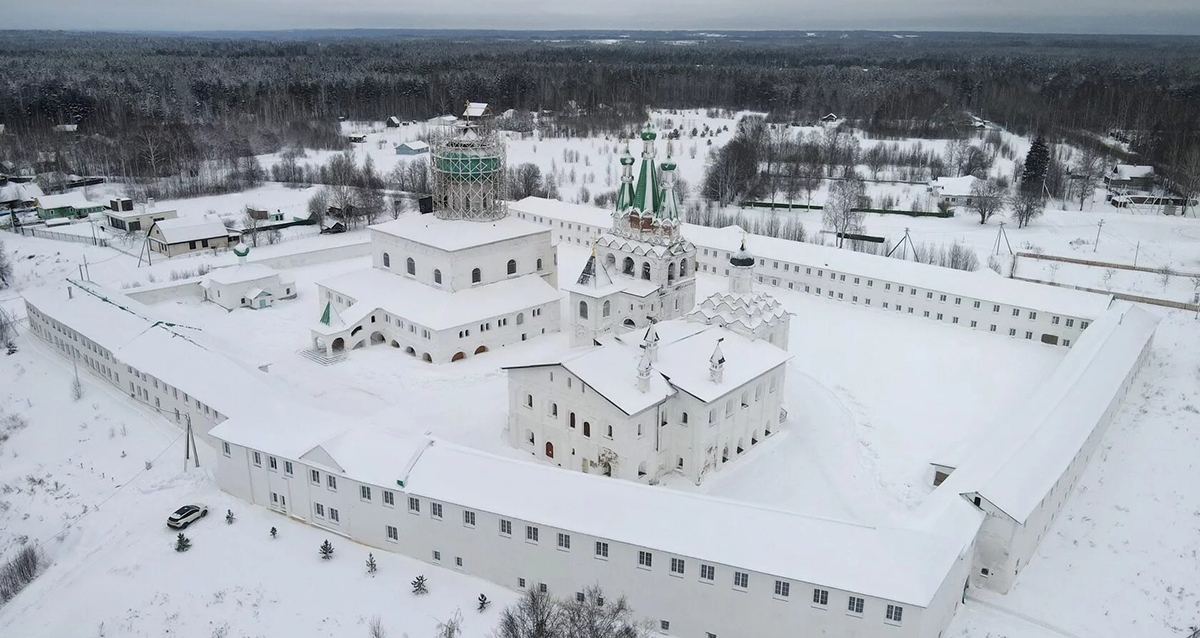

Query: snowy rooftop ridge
<box><xmin>370</xmin><ymin>214</ymin><xmax>549</xmax><ymax>252</ymax></box>
<box><xmin>203</xmin><ymin>263</ymin><xmax>291</xmax><ymax>287</ymax></box>
<box><xmin>688</xmin><ymin>292</ymin><xmax>790</xmax><ymax>331</ymax></box>
<box><xmin>35</xmin><ymin>191</ymin><xmax>101</xmax><ymax>210</ymax></box>
<box><xmin>152</xmin><ymin>215</ymin><xmax>232</xmax><ymax>244</ymax></box>
<box><xmin>925</xmin><ymin>301</ymin><xmax>1158</xmax><ymax>524</ymax></box>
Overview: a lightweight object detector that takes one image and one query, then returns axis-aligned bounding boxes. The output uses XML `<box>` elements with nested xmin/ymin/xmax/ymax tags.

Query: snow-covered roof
<box><xmin>563</xmin><ymin>252</ymin><xmax>627</xmax><ymax>298</ymax></box>
<box><xmin>203</xmin><ymin>263</ymin><xmax>285</xmax><ymax>286</ymax></box>
<box><xmin>684</xmin><ymin>224</ymin><xmax>1114</xmax><ymax>320</ymax></box>
<box><xmin>1111</xmin><ymin>164</ymin><xmax>1154</xmax><ymax>180</ymax></box>
<box><xmin>397</xmin><ymin>140</ymin><xmax>429</xmax><ymax>151</ymax></box>
<box><xmin>210</xmin><ymin>414</ymin><xmax>349</xmax><ymax>460</ymax></box>
<box><xmin>315</xmin><ymin>268</ymin><xmax>561</xmax><ymax>332</ymax></box>
<box><xmin>152</xmin><ymin>215</ymin><xmax>230</xmax><ymax>245</ymax></box>
<box><xmin>305</xmin><ymin>429</ymin><xmax>433</xmax><ymax>489</ymax></box>
<box><xmin>0</xmin><ymin>181</ymin><xmax>43</xmax><ymax>204</ymax></box>
<box><xmin>370</xmin><ymin>214</ymin><xmax>549</xmax><ymax>252</ymax></box>
<box><xmin>930</xmin><ymin>302</ymin><xmax>1158</xmax><ymax>524</ymax></box>
<box><xmin>688</xmin><ymin>292</ymin><xmax>790</xmax><ymax>332</ymax></box>
<box><xmin>929</xmin><ymin>176</ymin><xmax>980</xmax><ymax>197</ymax></box>
<box><xmin>508</xmin><ymin>320</ymin><xmax>790</xmax><ymax>414</ymax></box>
<box><xmin>429</xmin><ymin>115</ymin><xmax>458</xmax><ymax>123</ymax></box>
<box><xmin>35</xmin><ymin>191</ymin><xmax>101</xmax><ymax>210</ymax></box>
<box><xmin>106</xmin><ymin>207</ymin><xmax>177</xmax><ymax>220</ymax></box>
<box><xmin>463</xmin><ymin>102</ymin><xmax>489</xmax><ymax>118</ymax></box>
<box><xmin>405</xmin><ymin>440</ymin><xmax>969</xmax><ymax>607</ymax></box>
<box><xmin>23</xmin><ymin>281</ymin><xmax>280</xmax><ymax>421</ymax></box>
<box><xmin>387</xmin><ymin>116</ymin><xmax>401</xmax><ymax>125</ymax></box>
<box><xmin>510</xmin><ymin>196</ymin><xmax>612</xmax><ymax>229</ymax></box>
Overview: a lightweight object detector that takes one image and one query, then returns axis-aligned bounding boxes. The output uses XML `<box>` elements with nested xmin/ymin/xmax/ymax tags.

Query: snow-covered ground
<box><xmin>1</xmin><ymin>117</ymin><xmax>1198</xmax><ymax>637</ymax></box>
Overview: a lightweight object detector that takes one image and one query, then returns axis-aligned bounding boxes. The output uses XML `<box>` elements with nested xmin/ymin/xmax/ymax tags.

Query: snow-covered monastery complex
<box><xmin>310</xmin><ymin>103</ymin><xmax>561</xmax><ymax>363</ymax></box>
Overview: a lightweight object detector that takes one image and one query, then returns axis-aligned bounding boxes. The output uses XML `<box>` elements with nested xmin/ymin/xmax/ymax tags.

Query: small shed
<box><xmin>348</xmin><ymin>133</ymin><xmax>367</xmax><ymax>144</ymax></box>
<box><xmin>200</xmin><ymin>244</ymin><xmax>296</xmax><ymax>311</ymax></box>
<box><xmin>820</xmin><ymin>113</ymin><xmax>839</xmax><ymax>123</ymax></box>
<box><xmin>321</xmin><ymin>219</ymin><xmax>347</xmax><ymax>234</ymax></box>
<box><xmin>386</xmin><ymin>116</ymin><xmax>402</xmax><ymax>128</ymax></box>
<box><xmin>1104</xmin><ymin>164</ymin><xmax>1155</xmax><ymax>192</ymax></box>
<box><xmin>395</xmin><ymin>140</ymin><xmax>430</xmax><ymax>156</ymax></box>
<box><xmin>52</xmin><ymin>124</ymin><xmax>79</xmax><ymax>133</ymax></box>
<box><xmin>105</xmin><ymin>206</ymin><xmax>178</xmax><ymax>232</ymax></box>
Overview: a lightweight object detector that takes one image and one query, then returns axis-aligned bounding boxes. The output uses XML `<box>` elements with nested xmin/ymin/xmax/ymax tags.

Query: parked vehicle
<box><xmin>166</xmin><ymin>504</ymin><xmax>208</xmax><ymax>529</ymax></box>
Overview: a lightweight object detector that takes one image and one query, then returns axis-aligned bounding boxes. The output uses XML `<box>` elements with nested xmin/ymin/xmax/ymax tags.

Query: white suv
<box><xmin>166</xmin><ymin>504</ymin><xmax>208</xmax><ymax>529</ymax></box>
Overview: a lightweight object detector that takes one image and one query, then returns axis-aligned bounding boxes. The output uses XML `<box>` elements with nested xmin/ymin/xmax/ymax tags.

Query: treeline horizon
<box><xmin>0</xmin><ymin>30</ymin><xmax>1197</xmax><ymax>193</ymax></box>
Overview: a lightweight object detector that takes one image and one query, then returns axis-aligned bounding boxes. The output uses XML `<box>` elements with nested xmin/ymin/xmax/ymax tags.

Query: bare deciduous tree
<box><xmin>822</xmin><ymin>172</ymin><xmax>865</xmax><ymax>247</ymax></box>
<box><xmin>968</xmin><ymin>178</ymin><xmax>1006</xmax><ymax>224</ymax></box>
<box><xmin>1009</xmin><ymin>186</ymin><xmax>1045</xmax><ymax>229</ymax></box>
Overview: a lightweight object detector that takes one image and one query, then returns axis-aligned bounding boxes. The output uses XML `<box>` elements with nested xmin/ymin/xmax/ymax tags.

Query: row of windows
<box><xmin>242</xmin><ymin>448</ymin><xmax>909</xmax><ymax>628</ymax></box>
<box><xmin>382</xmin><ymin>253</ymin><xmax>543</xmax><ymax>283</ymax></box>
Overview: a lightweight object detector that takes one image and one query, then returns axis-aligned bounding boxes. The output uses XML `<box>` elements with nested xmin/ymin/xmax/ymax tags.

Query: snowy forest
<box><xmin>1</xmin><ymin>30</ymin><xmax>1198</xmax><ymax>199</ymax></box>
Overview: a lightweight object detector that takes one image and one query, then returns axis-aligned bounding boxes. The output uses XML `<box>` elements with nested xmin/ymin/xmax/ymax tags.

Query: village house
<box><xmin>1104</xmin><ymin>164</ymin><xmax>1155</xmax><ymax>191</ymax></box>
<box><xmin>103</xmin><ymin>201</ymin><xmax>177</xmax><ymax>233</ymax></box>
<box><xmin>386</xmin><ymin>116</ymin><xmax>402</xmax><ymax>127</ymax></box>
<box><xmin>34</xmin><ymin>191</ymin><xmax>106</xmax><ymax>219</ymax></box>
<box><xmin>928</xmin><ymin>176</ymin><xmax>985</xmax><ymax>208</ymax></box>
<box><xmin>147</xmin><ymin>215</ymin><xmax>238</xmax><ymax>257</ymax></box>
<box><xmin>395</xmin><ymin>140</ymin><xmax>430</xmax><ymax>156</ymax></box>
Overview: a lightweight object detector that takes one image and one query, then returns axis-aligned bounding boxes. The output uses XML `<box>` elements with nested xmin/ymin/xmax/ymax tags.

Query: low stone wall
<box><xmin>252</xmin><ymin>239</ymin><xmax>370</xmax><ymax>270</ymax></box>
<box><xmin>122</xmin><ymin>278</ymin><xmax>205</xmax><ymax>304</ymax></box>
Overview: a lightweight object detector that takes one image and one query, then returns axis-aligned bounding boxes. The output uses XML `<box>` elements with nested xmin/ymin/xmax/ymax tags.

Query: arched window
<box><xmin>679</xmin><ymin>259</ymin><xmax>688</xmax><ymax>277</ymax></box>
<box><xmin>536</xmin><ymin>258</ymin><xmax>543</xmax><ymax>270</ymax></box>
<box><xmin>641</xmin><ymin>262</ymin><xmax>651</xmax><ymax>280</ymax></box>
<box><xmin>516</xmin><ymin>312</ymin><xmax>525</xmax><ymax>325</ymax></box>
<box><xmin>667</xmin><ymin>262</ymin><xmax>676</xmax><ymax>282</ymax></box>
<box><xmin>472</xmin><ymin>268</ymin><xmax>481</xmax><ymax>283</ymax></box>
<box><xmin>433</xmin><ymin>269</ymin><xmax>442</xmax><ymax>284</ymax></box>
<box><xmin>550</xmin><ymin>403</ymin><xmax>558</xmax><ymax>417</ymax></box>
<box><xmin>507</xmin><ymin>259</ymin><xmax>517</xmax><ymax>275</ymax></box>
<box><xmin>606</xmin><ymin>424</ymin><xmax>613</xmax><ymax>438</ymax></box>
<box><xmin>602</xmin><ymin>301</ymin><xmax>611</xmax><ymax>317</ymax></box>
<box><xmin>681</xmin><ymin>412</ymin><xmax>689</xmax><ymax>424</ymax></box>
<box><xmin>545</xmin><ymin>442</ymin><xmax>554</xmax><ymax>458</ymax></box>
<box><xmin>569</xmin><ymin>413</ymin><xmax>576</xmax><ymax>428</ymax></box>
<box><xmin>583</xmin><ymin>422</ymin><xmax>591</xmax><ymax>437</ymax></box>
<box><xmin>578</xmin><ymin>301</ymin><xmax>589</xmax><ymax>319</ymax></box>
<box><xmin>525</xmin><ymin>394</ymin><xmax>533</xmax><ymax>408</ymax></box>
<box><xmin>406</xmin><ymin>257</ymin><xmax>415</xmax><ymax>275</ymax></box>
<box><xmin>623</xmin><ymin>257</ymin><xmax>635</xmax><ymax>275</ymax></box>
<box><xmin>382</xmin><ymin>253</ymin><xmax>391</xmax><ymax>268</ymax></box>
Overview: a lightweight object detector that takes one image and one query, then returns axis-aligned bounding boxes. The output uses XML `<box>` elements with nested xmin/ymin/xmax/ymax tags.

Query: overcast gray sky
<box><xmin>8</xmin><ymin>0</ymin><xmax>1200</xmax><ymax>34</ymax></box>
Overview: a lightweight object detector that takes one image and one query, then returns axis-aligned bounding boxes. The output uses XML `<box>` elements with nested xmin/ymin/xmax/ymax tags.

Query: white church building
<box><xmin>506</xmin><ymin>234</ymin><xmax>792</xmax><ymax>484</ymax></box>
<box><xmin>309</xmin><ymin>103</ymin><xmax>561</xmax><ymax>363</ymax></box>
<box><xmin>566</xmin><ymin>128</ymin><xmax>698</xmax><ymax>346</ymax></box>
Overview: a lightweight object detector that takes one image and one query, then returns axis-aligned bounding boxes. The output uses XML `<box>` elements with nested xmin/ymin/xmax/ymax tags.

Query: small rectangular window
<box><xmin>386</xmin><ymin>525</ymin><xmax>398</xmax><ymax>541</ymax></box>
<box><xmin>670</xmin><ymin>558</ymin><xmax>685</xmax><ymax>575</ymax></box>
<box><xmin>539</xmin><ymin>583</ymin><xmax>548</xmax><ymax>594</ymax></box>
<box><xmin>360</xmin><ymin>485</ymin><xmax>371</xmax><ymax>501</ymax></box>
<box><xmin>886</xmin><ymin>604</ymin><xmax>904</xmax><ymax>623</ymax></box>
<box><xmin>774</xmin><ymin>580</ymin><xmax>790</xmax><ymax>598</ymax></box>
<box><xmin>284</xmin><ymin>461</ymin><xmax>293</xmax><ymax>475</ymax></box>
<box><xmin>431</xmin><ymin>502</ymin><xmax>443</xmax><ymax>519</ymax></box>
<box><xmin>500</xmin><ymin>519</ymin><xmax>512</xmax><ymax>536</ymax></box>
<box><xmin>813</xmin><ymin>588</ymin><xmax>829</xmax><ymax>605</ymax></box>
<box><xmin>595</xmin><ymin>541</ymin><xmax>609</xmax><ymax>558</ymax></box>
<box><xmin>433</xmin><ymin>550</ymin><xmax>441</xmax><ymax>561</ymax></box>
<box><xmin>464</xmin><ymin>510</ymin><xmax>476</xmax><ymax>526</ymax></box>
<box><xmin>310</xmin><ymin>469</ymin><xmax>320</xmax><ymax>484</ymax></box>
<box><xmin>557</xmin><ymin>533</ymin><xmax>571</xmax><ymax>550</ymax></box>
<box><xmin>733</xmin><ymin>572</ymin><xmax>748</xmax><ymax>589</ymax></box>
<box><xmin>329</xmin><ymin>508</ymin><xmax>339</xmax><ymax>523</ymax></box>
<box><xmin>252</xmin><ymin>451</ymin><xmax>261</xmax><ymax>466</ymax></box>
<box><xmin>383</xmin><ymin>491</ymin><xmax>395</xmax><ymax>506</ymax></box>
<box><xmin>408</xmin><ymin>497</ymin><xmax>420</xmax><ymax>513</ymax></box>
<box><xmin>638</xmin><ymin>551</ymin><xmax>653</xmax><ymax>568</ymax></box>
<box><xmin>700</xmin><ymin>564</ymin><xmax>715</xmax><ymax>581</ymax></box>
<box><xmin>518</xmin><ymin>578</ymin><xmax>526</xmax><ymax>589</ymax></box>
<box><xmin>222</xmin><ymin>442</ymin><xmax>230</xmax><ymax>456</ymax></box>
<box><xmin>314</xmin><ymin>503</ymin><xmax>325</xmax><ymax>517</ymax></box>
<box><xmin>526</xmin><ymin>525</ymin><xmax>539</xmax><ymax>542</ymax></box>
<box><xmin>327</xmin><ymin>475</ymin><xmax>337</xmax><ymax>490</ymax></box>
<box><xmin>848</xmin><ymin>596</ymin><xmax>864</xmax><ymax>614</ymax></box>
<box><xmin>455</xmin><ymin>557</ymin><xmax>463</xmax><ymax>568</ymax></box>
<box><xmin>660</xmin><ymin>620</ymin><xmax>670</xmax><ymax>632</ymax></box>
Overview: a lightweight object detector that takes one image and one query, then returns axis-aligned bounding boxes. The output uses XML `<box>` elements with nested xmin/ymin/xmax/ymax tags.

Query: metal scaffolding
<box><xmin>430</xmin><ymin>103</ymin><xmax>507</xmax><ymax>222</ymax></box>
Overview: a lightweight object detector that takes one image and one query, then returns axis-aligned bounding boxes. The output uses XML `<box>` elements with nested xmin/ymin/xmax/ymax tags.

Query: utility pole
<box><xmin>1093</xmin><ymin>219</ymin><xmax>1104</xmax><ymax>252</ymax></box>
<box><xmin>1133</xmin><ymin>242</ymin><xmax>1140</xmax><ymax>267</ymax></box>
<box><xmin>992</xmin><ymin>221</ymin><xmax>1012</xmax><ymax>256</ymax></box>
<box><xmin>183</xmin><ymin>413</ymin><xmax>199</xmax><ymax>471</ymax></box>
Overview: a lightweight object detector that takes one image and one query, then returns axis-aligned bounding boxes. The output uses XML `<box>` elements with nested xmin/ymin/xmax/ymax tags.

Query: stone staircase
<box><xmin>297</xmin><ymin>347</ymin><xmax>348</xmax><ymax>366</ymax></box>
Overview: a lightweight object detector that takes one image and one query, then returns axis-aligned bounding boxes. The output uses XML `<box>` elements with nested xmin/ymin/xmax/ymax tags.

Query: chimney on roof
<box><xmin>709</xmin><ymin>338</ymin><xmax>725</xmax><ymax>384</ymax></box>
<box><xmin>636</xmin><ymin>347</ymin><xmax>652</xmax><ymax>394</ymax></box>
<box><xmin>146</xmin><ymin>197</ymin><xmax>155</xmax><ymax>211</ymax></box>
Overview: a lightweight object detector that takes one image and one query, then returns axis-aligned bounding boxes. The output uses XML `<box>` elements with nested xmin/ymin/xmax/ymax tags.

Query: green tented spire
<box><xmin>630</xmin><ymin>124</ymin><xmax>661</xmax><ymax>214</ymax></box>
<box><xmin>320</xmin><ymin>301</ymin><xmax>332</xmax><ymax>326</ymax></box>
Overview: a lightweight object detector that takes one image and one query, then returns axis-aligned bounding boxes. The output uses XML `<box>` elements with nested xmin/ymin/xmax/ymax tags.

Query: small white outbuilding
<box><xmin>200</xmin><ymin>244</ymin><xmax>296</xmax><ymax>311</ymax></box>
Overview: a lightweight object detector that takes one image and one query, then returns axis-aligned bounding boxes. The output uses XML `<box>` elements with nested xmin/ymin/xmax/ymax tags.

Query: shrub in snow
<box><xmin>366</xmin><ymin>553</ymin><xmax>377</xmax><ymax>576</ymax></box>
<box><xmin>367</xmin><ymin>615</ymin><xmax>387</xmax><ymax>638</ymax></box>
<box><xmin>477</xmin><ymin>594</ymin><xmax>490</xmax><ymax>612</ymax></box>
<box><xmin>434</xmin><ymin>609</ymin><xmax>462</xmax><ymax>638</ymax></box>
<box><xmin>0</xmin><ymin>545</ymin><xmax>41</xmax><ymax>603</ymax></box>
<box><xmin>320</xmin><ymin>539</ymin><xmax>334</xmax><ymax>560</ymax></box>
<box><xmin>411</xmin><ymin>574</ymin><xmax>428</xmax><ymax>595</ymax></box>
<box><xmin>70</xmin><ymin>376</ymin><xmax>84</xmax><ymax>401</ymax></box>
<box><xmin>174</xmin><ymin>533</ymin><xmax>191</xmax><ymax>553</ymax></box>
<box><xmin>269</xmin><ymin>527</ymin><xmax>277</xmax><ymax>539</ymax></box>
<box><xmin>225</xmin><ymin>509</ymin><xmax>235</xmax><ymax>524</ymax></box>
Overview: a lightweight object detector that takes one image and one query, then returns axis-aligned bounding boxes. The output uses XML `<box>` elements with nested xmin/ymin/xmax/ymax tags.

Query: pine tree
<box><xmin>225</xmin><ymin>509</ymin><xmax>235</xmax><ymax>524</ymax></box>
<box><xmin>320</xmin><ymin>539</ymin><xmax>334</xmax><ymax>560</ymax></box>
<box><xmin>411</xmin><ymin>575</ymin><xmax>428</xmax><ymax>595</ymax></box>
<box><xmin>174</xmin><ymin>532</ymin><xmax>191</xmax><ymax>552</ymax></box>
<box><xmin>269</xmin><ymin>526</ymin><xmax>277</xmax><ymax>539</ymax></box>
<box><xmin>366</xmin><ymin>553</ymin><xmax>377</xmax><ymax>577</ymax></box>
<box><xmin>1021</xmin><ymin>136</ymin><xmax>1050</xmax><ymax>189</ymax></box>
<box><xmin>477</xmin><ymin>593</ymin><xmax>490</xmax><ymax>612</ymax></box>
